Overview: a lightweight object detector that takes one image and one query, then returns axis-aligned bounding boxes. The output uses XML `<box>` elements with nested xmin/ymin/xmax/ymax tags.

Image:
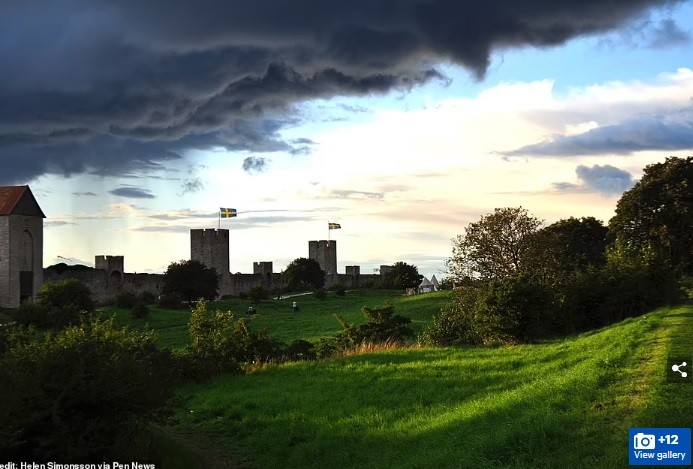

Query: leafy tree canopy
<box><xmin>609</xmin><ymin>156</ymin><xmax>692</xmax><ymax>274</ymax></box>
<box><xmin>447</xmin><ymin>207</ymin><xmax>542</xmax><ymax>283</ymax></box>
<box><xmin>524</xmin><ymin>217</ymin><xmax>608</xmax><ymax>285</ymax></box>
<box><xmin>382</xmin><ymin>261</ymin><xmax>424</xmax><ymax>290</ymax></box>
<box><xmin>284</xmin><ymin>257</ymin><xmax>325</xmax><ymax>290</ymax></box>
<box><xmin>162</xmin><ymin>259</ymin><xmax>219</xmax><ymax>304</ymax></box>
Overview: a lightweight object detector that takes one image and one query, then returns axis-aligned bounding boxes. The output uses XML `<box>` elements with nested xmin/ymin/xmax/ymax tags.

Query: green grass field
<box><xmin>159</xmin><ymin>303</ymin><xmax>693</xmax><ymax>468</ymax></box>
<box><xmin>101</xmin><ymin>289</ymin><xmax>452</xmax><ymax>349</ymax></box>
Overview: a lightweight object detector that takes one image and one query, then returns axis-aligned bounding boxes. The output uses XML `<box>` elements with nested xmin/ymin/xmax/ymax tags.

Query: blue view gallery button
<box><xmin>629</xmin><ymin>428</ymin><xmax>691</xmax><ymax>466</ymax></box>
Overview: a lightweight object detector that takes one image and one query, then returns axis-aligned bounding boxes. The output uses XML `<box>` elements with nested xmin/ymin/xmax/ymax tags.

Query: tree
<box><xmin>609</xmin><ymin>156</ymin><xmax>693</xmax><ymax>274</ymax></box>
<box><xmin>524</xmin><ymin>217</ymin><xmax>608</xmax><ymax>285</ymax></box>
<box><xmin>284</xmin><ymin>257</ymin><xmax>325</xmax><ymax>290</ymax></box>
<box><xmin>162</xmin><ymin>259</ymin><xmax>219</xmax><ymax>304</ymax></box>
<box><xmin>447</xmin><ymin>207</ymin><xmax>542</xmax><ymax>283</ymax></box>
<box><xmin>248</xmin><ymin>285</ymin><xmax>269</xmax><ymax>304</ymax></box>
<box><xmin>382</xmin><ymin>262</ymin><xmax>424</xmax><ymax>290</ymax></box>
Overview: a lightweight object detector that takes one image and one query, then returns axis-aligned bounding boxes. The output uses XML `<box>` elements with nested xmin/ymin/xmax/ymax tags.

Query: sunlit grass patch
<box><xmin>165</xmin><ymin>305</ymin><xmax>691</xmax><ymax>468</ymax></box>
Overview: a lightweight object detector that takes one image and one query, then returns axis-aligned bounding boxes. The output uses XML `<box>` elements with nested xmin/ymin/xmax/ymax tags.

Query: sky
<box><xmin>1</xmin><ymin>0</ymin><xmax>692</xmax><ymax>279</ymax></box>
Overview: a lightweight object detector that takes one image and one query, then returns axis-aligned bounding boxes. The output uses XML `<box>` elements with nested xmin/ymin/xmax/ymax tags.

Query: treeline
<box><xmin>423</xmin><ymin>156</ymin><xmax>692</xmax><ymax>345</ymax></box>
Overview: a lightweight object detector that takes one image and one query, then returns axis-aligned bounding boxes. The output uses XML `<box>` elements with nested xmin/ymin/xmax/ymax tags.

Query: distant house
<box><xmin>0</xmin><ymin>185</ymin><xmax>45</xmax><ymax>308</ymax></box>
<box><xmin>418</xmin><ymin>276</ymin><xmax>435</xmax><ymax>294</ymax></box>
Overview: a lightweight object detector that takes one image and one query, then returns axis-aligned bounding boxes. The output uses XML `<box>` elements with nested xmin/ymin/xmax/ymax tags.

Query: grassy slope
<box><xmin>164</xmin><ymin>303</ymin><xmax>693</xmax><ymax>469</ymax></box>
<box><xmin>102</xmin><ymin>290</ymin><xmax>452</xmax><ymax>349</ymax></box>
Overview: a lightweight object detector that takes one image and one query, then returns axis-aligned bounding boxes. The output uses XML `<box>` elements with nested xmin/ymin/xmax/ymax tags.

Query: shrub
<box><xmin>0</xmin><ymin>317</ymin><xmax>174</xmax><ymax>459</ymax></box>
<box><xmin>313</xmin><ymin>288</ymin><xmax>327</xmax><ymax>299</ymax></box>
<box><xmin>0</xmin><ymin>323</ymin><xmax>33</xmax><ymax>357</ymax></box>
<box><xmin>130</xmin><ymin>301</ymin><xmax>149</xmax><ymax>319</ymax></box>
<box><xmin>333</xmin><ymin>284</ymin><xmax>346</xmax><ymax>296</ymax></box>
<box><xmin>35</xmin><ymin>279</ymin><xmax>95</xmax><ymax>328</ymax></box>
<box><xmin>422</xmin><ymin>276</ymin><xmax>555</xmax><ymax>345</ymax></box>
<box><xmin>249</xmin><ymin>285</ymin><xmax>269</xmax><ymax>304</ymax></box>
<box><xmin>187</xmin><ymin>300</ymin><xmax>283</xmax><ymax>379</ymax></box>
<box><xmin>326</xmin><ymin>304</ymin><xmax>414</xmax><ymax>355</ymax></box>
<box><xmin>285</xmin><ymin>339</ymin><xmax>316</xmax><ymax>361</ymax></box>
<box><xmin>113</xmin><ymin>290</ymin><xmax>138</xmax><ymax>309</ymax></box>
<box><xmin>139</xmin><ymin>291</ymin><xmax>157</xmax><ymax>305</ymax></box>
<box><xmin>472</xmin><ymin>275</ymin><xmax>555</xmax><ymax>343</ymax></box>
<box><xmin>157</xmin><ymin>293</ymin><xmax>183</xmax><ymax>310</ymax></box>
<box><xmin>421</xmin><ymin>288</ymin><xmax>482</xmax><ymax>346</ymax></box>
<box><xmin>14</xmin><ymin>302</ymin><xmax>49</xmax><ymax>327</ymax></box>
<box><xmin>313</xmin><ymin>336</ymin><xmax>341</xmax><ymax>359</ymax></box>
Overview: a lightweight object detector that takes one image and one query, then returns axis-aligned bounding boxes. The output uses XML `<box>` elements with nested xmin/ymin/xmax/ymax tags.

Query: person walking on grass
<box><xmin>292</xmin><ymin>301</ymin><xmax>299</xmax><ymax>313</ymax></box>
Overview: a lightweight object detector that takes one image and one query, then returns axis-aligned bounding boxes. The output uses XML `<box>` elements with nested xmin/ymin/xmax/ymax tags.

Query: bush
<box><xmin>285</xmin><ymin>339</ymin><xmax>316</xmax><ymax>361</ymax></box>
<box><xmin>249</xmin><ymin>285</ymin><xmax>269</xmax><ymax>304</ymax></box>
<box><xmin>422</xmin><ymin>276</ymin><xmax>555</xmax><ymax>345</ymax></box>
<box><xmin>35</xmin><ymin>279</ymin><xmax>95</xmax><ymax>328</ymax></box>
<box><xmin>326</xmin><ymin>305</ymin><xmax>414</xmax><ymax>355</ymax></box>
<box><xmin>0</xmin><ymin>317</ymin><xmax>174</xmax><ymax>459</ymax></box>
<box><xmin>14</xmin><ymin>302</ymin><xmax>49</xmax><ymax>327</ymax></box>
<box><xmin>472</xmin><ymin>275</ymin><xmax>555</xmax><ymax>343</ymax></box>
<box><xmin>313</xmin><ymin>336</ymin><xmax>341</xmax><ymax>359</ymax></box>
<box><xmin>421</xmin><ymin>288</ymin><xmax>481</xmax><ymax>346</ymax></box>
<box><xmin>187</xmin><ymin>300</ymin><xmax>283</xmax><ymax>379</ymax></box>
<box><xmin>561</xmin><ymin>262</ymin><xmax>681</xmax><ymax>331</ymax></box>
<box><xmin>113</xmin><ymin>290</ymin><xmax>138</xmax><ymax>309</ymax></box>
<box><xmin>313</xmin><ymin>288</ymin><xmax>327</xmax><ymax>299</ymax></box>
<box><xmin>333</xmin><ymin>284</ymin><xmax>346</xmax><ymax>296</ymax></box>
<box><xmin>0</xmin><ymin>323</ymin><xmax>33</xmax><ymax>357</ymax></box>
<box><xmin>157</xmin><ymin>293</ymin><xmax>183</xmax><ymax>310</ymax></box>
<box><xmin>139</xmin><ymin>291</ymin><xmax>157</xmax><ymax>305</ymax></box>
<box><xmin>130</xmin><ymin>301</ymin><xmax>149</xmax><ymax>319</ymax></box>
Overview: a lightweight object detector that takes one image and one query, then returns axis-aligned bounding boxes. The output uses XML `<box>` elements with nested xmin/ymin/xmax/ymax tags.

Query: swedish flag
<box><xmin>220</xmin><ymin>208</ymin><xmax>237</xmax><ymax>218</ymax></box>
<box><xmin>328</xmin><ymin>222</ymin><xmax>341</xmax><ymax>229</ymax></box>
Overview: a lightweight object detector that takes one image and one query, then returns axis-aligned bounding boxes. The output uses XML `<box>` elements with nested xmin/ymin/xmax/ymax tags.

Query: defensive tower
<box><xmin>190</xmin><ymin>229</ymin><xmax>230</xmax><ymax>276</ymax></box>
<box><xmin>95</xmin><ymin>255</ymin><xmax>124</xmax><ymax>286</ymax></box>
<box><xmin>309</xmin><ymin>240</ymin><xmax>337</xmax><ymax>285</ymax></box>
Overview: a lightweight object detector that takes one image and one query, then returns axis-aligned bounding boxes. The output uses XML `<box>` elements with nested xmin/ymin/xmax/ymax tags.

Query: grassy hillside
<box><xmin>161</xmin><ymin>303</ymin><xmax>693</xmax><ymax>468</ymax></box>
<box><xmin>102</xmin><ymin>290</ymin><xmax>452</xmax><ymax>349</ymax></box>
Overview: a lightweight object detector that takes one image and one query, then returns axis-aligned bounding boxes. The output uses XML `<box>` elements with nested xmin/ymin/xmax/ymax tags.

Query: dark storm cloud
<box><xmin>598</xmin><ymin>17</ymin><xmax>690</xmax><ymax>49</ymax></box>
<box><xmin>0</xmin><ymin>0</ymin><xmax>683</xmax><ymax>183</ymax></box>
<box><xmin>242</xmin><ymin>156</ymin><xmax>269</xmax><ymax>173</ymax></box>
<box><xmin>503</xmin><ymin>106</ymin><xmax>693</xmax><ymax>157</ymax></box>
<box><xmin>109</xmin><ymin>186</ymin><xmax>157</xmax><ymax>199</ymax></box>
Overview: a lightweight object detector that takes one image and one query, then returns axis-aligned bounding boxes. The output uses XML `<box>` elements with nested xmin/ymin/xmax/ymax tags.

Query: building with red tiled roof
<box><xmin>0</xmin><ymin>185</ymin><xmax>45</xmax><ymax>308</ymax></box>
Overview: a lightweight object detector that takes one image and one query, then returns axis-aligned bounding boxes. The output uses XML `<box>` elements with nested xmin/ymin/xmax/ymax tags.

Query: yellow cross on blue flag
<box><xmin>220</xmin><ymin>208</ymin><xmax>237</xmax><ymax>218</ymax></box>
<box><xmin>328</xmin><ymin>222</ymin><xmax>341</xmax><ymax>229</ymax></box>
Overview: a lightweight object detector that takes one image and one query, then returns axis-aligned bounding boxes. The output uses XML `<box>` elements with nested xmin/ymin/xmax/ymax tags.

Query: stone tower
<box><xmin>0</xmin><ymin>186</ymin><xmax>45</xmax><ymax>308</ymax></box>
<box><xmin>309</xmin><ymin>240</ymin><xmax>337</xmax><ymax>286</ymax></box>
<box><xmin>253</xmin><ymin>261</ymin><xmax>273</xmax><ymax>285</ymax></box>
<box><xmin>190</xmin><ymin>229</ymin><xmax>230</xmax><ymax>277</ymax></box>
<box><xmin>95</xmin><ymin>255</ymin><xmax>124</xmax><ymax>288</ymax></box>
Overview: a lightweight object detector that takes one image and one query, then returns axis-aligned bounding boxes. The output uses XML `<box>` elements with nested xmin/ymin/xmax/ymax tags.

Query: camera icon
<box><xmin>633</xmin><ymin>433</ymin><xmax>656</xmax><ymax>449</ymax></box>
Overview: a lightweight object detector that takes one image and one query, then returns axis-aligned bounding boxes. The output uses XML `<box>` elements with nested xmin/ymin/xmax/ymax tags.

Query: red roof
<box><xmin>0</xmin><ymin>186</ymin><xmax>46</xmax><ymax>217</ymax></box>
